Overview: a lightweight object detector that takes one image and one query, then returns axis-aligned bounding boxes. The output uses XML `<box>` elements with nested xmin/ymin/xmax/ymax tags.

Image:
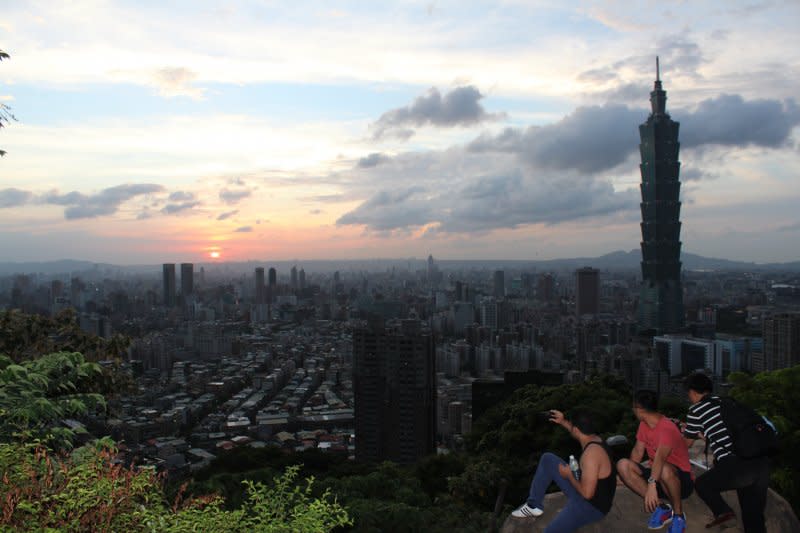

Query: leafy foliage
<box><xmin>1</xmin><ymin>49</ymin><xmax>15</xmax><ymax>157</ymax></box>
<box><xmin>0</xmin><ymin>440</ymin><xmax>351</xmax><ymax>532</ymax></box>
<box><xmin>727</xmin><ymin>366</ymin><xmax>800</xmax><ymax>514</ymax></box>
<box><xmin>0</xmin><ymin>351</ymin><xmax>105</xmax><ymax>447</ymax></box>
<box><xmin>0</xmin><ymin>309</ymin><xmax>130</xmax><ymax>364</ymax></box>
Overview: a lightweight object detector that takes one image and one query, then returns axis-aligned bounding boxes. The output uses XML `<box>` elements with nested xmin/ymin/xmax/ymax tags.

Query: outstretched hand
<box><xmin>549</xmin><ymin>410</ymin><xmax>565</xmax><ymax>425</ymax></box>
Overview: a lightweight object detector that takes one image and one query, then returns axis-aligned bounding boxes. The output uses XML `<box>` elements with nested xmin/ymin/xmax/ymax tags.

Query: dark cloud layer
<box><xmin>339</xmin><ymin>91</ymin><xmax>799</xmax><ymax>235</ymax></box>
<box><xmin>371</xmin><ymin>86</ymin><xmax>504</xmax><ymax>140</ymax></box>
<box><xmin>469</xmin><ymin>95</ymin><xmax>800</xmax><ymax>174</ymax></box>
<box><xmin>42</xmin><ymin>184</ymin><xmax>165</xmax><ymax>219</ymax></box>
<box><xmin>0</xmin><ymin>188</ymin><xmax>33</xmax><ymax>208</ymax></box>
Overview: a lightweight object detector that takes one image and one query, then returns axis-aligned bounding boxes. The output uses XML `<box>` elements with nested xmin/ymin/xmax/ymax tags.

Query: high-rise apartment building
<box><xmin>162</xmin><ymin>263</ymin><xmax>176</xmax><ymax>307</ymax></box>
<box><xmin>575</xmin><ymin>267</ymin><xmax>600</xmax><ymax>316</ymax></box>
<box><xmin>763</xmin><ymin>313</ymin><xmax>800</xmax><ymax>371</ymax></box>
<box><xmin>353</xmin><ymin>318</ymin><xmax>436</xmax><ymax>464</ymax></box>
<box><xmin>493</xmin><ymin>270</ymin><xmax>505</xmax><ymax>299</ymax></box>
<box><xmin>638</xmin><ymin>59</ymin><xmax>684</xmax><ymax>334</ymax></box>
<box><xmin>180</xmin><ymin>263</ymin><xmax>194</xmax><ymax>297</ymax></box>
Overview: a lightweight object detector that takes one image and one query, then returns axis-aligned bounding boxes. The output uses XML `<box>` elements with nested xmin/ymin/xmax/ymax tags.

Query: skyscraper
<box><xmin>638</xmin><ymin>58</ymin><xmax>684</xmax><ymax>334</ymax></box>
<box><xmin>290</xmin><ymin>265</ymin><xmax>298</xmax><ymax>291</ymax></box>
<box><xmin>162</xmin><ymin>263</ymin><xmax>176</xmax><ymax>307</ymax></box>
<box><xmin>180</xmin><ymin>263</ymin><xmax>194</xmax><ymax>297</ymax></box>
<box><xmin>575</xmin><ymin>267</ymin><xmax>600</xmax><ymax>316</ymax></box>
<box><xmin>255</xmin><ymin>267</ymin><xmax>265</xmax><ymax>304</ymax></box>
<box><xmin>353</xmin><ymin>318</ymin><xmax>436</xmax><ymax>464</ymax></box>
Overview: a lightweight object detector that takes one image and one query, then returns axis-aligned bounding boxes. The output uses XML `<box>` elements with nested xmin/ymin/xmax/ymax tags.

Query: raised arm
<box><xmin>629</xmin><ymin>439</ymin><xmax>645</xmax><ymax>464</ymax></box>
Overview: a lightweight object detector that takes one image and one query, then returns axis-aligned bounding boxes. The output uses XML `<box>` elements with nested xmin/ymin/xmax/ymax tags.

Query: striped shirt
<box><xmin>684</xmin><ymin>395</ymin><xmax>733</xmax><ymax>461</ymax></box>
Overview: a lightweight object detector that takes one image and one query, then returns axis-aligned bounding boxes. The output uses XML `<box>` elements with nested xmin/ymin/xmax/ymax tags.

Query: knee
<box><xmin>541</xmin><ymin>452</ymin><xmax>561</xmax><ymax>465</ymax></box>
<box><xmin>616</xmin><ymin>458</ymin><xmax>636</xmax><ymax>477</ymax></box>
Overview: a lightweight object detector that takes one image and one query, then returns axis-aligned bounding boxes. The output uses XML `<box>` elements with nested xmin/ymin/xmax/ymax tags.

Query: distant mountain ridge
<box><xmin>0</xmin><ymin>251</ymin><xmax>798</xmax><ymax>276</ymax></box>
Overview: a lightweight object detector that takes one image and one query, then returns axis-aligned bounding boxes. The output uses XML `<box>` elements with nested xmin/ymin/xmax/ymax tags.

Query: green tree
<box><xmin>0</xmin><ymin>351</ymin><xmax>105</xmax><ymax>447</ymax></box>
<box><xmin>727</xmin><ymin>366</ymin><xmax>800</xmax><ymax>514</ymax></box>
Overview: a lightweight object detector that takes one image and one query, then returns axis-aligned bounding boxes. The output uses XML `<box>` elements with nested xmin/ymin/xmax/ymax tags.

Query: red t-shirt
<box><xmin>636</xmin><ymin>417</ymin><xmax>692</xmax><ymax>474</ymax></box>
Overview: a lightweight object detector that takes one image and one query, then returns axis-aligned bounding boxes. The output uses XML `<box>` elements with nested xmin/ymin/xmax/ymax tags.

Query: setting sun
<box><xmin>210</xmin><ymin>251</ymin><xmax>220</xmax><ymax>259</ymax></box>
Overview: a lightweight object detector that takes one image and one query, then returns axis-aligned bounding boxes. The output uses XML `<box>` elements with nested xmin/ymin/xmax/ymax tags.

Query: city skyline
<box><xmin>1</xmin><ymin>1</ymin><xmax>799</xmax><ymax>264</ymax></box>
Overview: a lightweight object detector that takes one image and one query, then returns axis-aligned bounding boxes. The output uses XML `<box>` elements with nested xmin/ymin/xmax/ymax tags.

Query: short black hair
<box><xmin>684</xmin><ymin>372</ymin><xmax>713</xmax><ymax>394</ymax></box>
<box><xmin>570</xmin><ymin>409</ymin><xmax>597</xmax><ymax>436</ymax></box>
<box><xmin>634</xmin><ymin>389</ymin><xmax>659</xmax><ymax>412</ymax></box>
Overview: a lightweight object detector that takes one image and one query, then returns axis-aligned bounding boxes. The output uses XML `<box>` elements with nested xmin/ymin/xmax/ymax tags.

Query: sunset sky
<box><xmin>1</xmin><ymin>1</ymin><xmax>799</xmax><ymax>264</ymax></box>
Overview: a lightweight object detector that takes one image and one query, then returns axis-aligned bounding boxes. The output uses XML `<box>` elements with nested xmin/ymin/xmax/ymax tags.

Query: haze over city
<box><xmin>1</xmin><ymin>1</ymin><xmax>799</xmax><ymax>264</ymax></box>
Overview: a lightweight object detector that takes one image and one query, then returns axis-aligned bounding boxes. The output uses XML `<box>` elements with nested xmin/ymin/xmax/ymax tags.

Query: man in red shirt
<box><xmin>617</xmin><ymin>390</ymin><xmax>693</xmax><ymax>533</ymax></box>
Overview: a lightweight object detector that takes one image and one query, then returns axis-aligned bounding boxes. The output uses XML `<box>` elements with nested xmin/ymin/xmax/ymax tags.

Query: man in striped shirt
<box><xmin>683</xmin><ymin>372</ymin><xmax>770</xmax><ymax>533</ymax></box>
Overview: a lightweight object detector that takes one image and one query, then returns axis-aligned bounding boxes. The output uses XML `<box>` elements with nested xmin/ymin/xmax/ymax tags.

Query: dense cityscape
<box><xmin>2</xmin><ymin>250</ymin><xmax>798</xmax><ymax>474</ymax></box>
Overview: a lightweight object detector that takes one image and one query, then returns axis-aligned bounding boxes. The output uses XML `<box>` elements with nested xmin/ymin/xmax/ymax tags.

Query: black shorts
<box><xmin>636</xmin><ymin>462</ymin><xmax>694</xmax><ymax>500</ymax></box>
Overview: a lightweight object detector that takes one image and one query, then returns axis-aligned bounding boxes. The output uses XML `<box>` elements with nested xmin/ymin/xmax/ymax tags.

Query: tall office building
<box><xmin>255</xmin><ymin>267</ymin><xmax>266</xmax><ymax>304</ymax></box>
<box><xmin>290</xmin><ymin>265</ymin><xmax>298</xmax><ymax>291</ymax></box>
<box><xmin>493</xmin><ymin>270</ymin><xmax>505</xmax><ymax>299</ymax></box>
<box><xmin>353</xmin><ymin>318</ymin><xmax>436</xmax><ymax>464</ymax></box>
<box><xmin>575</xmin><ymin>267</ymin><xmax>600</xmax><ymax>316</ymax></box>
<box><xmin>537</xmin><ymin>273</ymin><xmax>555</xmax><ymax>303</ymax></box>
<box><xmin>299</xmin><ymin>268</ymin><xmax>306</xmax><ymax>290</ymax></box>
<box><xmin>638</xmin><ymin>59</ymin><xmax>684</xmax><ymax>334</ymax></box>
<box><xmin>162</xmin><ymin>263</ymin><xmax>176</xmax><ymax>307</ymax></box>
<box><xmin>267</xmin><ymin>267</ymin><xmax>277</xmax><ymax>302</ymax></box>
<box><xmin>180</xmin><ymin>263</ymin><xmax>194</xmax><ymax>297</ymax></box>
<box><xmin>763</xmin><ymin>313</ymin><xmax>800</xmax><ymax>371</ymax></box>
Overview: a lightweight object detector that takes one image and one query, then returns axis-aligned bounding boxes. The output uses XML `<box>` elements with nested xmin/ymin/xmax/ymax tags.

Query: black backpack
<box><xmin>715</xmin><ymin>396</ymin><xmax>779</xmax><ymax>459</ymax></box>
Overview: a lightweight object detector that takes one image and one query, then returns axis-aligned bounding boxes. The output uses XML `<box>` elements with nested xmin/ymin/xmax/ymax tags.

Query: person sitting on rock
<box><xmin>511</xmin><ymin>409</ymin><xmax>616</xmax><ymax>533</ymax></box>
<box><xmin>617</xmin><ymin>389</ymin><xmax>693</xmax><ymax>533</ymax></box>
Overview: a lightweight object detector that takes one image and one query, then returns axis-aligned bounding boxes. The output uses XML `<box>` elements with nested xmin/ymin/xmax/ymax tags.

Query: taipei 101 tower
<box><xmin>638</xmin><ymin>58</ymin><xmax>684</xmax><ymax>334</ymax></box>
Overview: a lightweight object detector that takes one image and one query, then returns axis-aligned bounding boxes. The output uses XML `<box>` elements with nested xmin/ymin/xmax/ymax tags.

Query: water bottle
<box><xmin>569</xmin><ymin>455</ymin><xmax>581</xmax><ymax>481</ymax></box>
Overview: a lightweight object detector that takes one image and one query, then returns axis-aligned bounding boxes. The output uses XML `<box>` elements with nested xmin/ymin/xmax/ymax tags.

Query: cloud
<box><xmin>370</xmin><ymin>86</ymin><xmax>504</xmax><ymax>140</ymax></box>
<box><xmin>161</xmin><ymin>201</ymin><xmax>200</xmax><ymax>214</ymax></box>
<box><xmin>680</xmin><ymin>94</ymin><xmax>800</xmax><ymax>149</ymax></box>
<box><xmin>469</xmin><ymin>95</ymin><xmax>800</xmax><ymax>174</ymax></box>
<box><xmin>41</xmin><ymin>183</ymin><xmax>164</xmax><ymax>219</ymax></box>
<box><xmin>217</xmin><ymin>209</ymin><xmax>238</xmax><ymax>220</ymax></box>
<box><xmin>168</xmin><ymin>190</ymin><xmax>195</xmax><ymax>202</ymax></box>
<box><xmin>0</xmin><ymin>188</ymin><xmax>33</xmax><ymax>208</ymax></box>
<box><xmin>150</xmin><ymin>67</ymin><xmax>205</xmax><ymax>99</ymax></box>
<box><xmin>357</xmin><ymin>152</ymin><xmax>391</xmax><ymax>168</ymax></box>
<box><xmin>309</xmin><ymin>209</ymin><xmax>322</xmax><ymax>215</ymax></box>
<box><xmin>234</xmin><ymin>225</ymin><xmax>253</xmax><ymax>232</ymax></box>
<box><xmin>468</xmin><ymin>104</ymin><xmax>642</xmax><ymax>173</ymax></box>
<box><xmin>219</xmin><ymin>187</ymin><xmax>252</xmax><ymax>205</ymax></box>
<box><xmin>336</xmin><ymin>170</ymin><xmax>638</xmax><ymax>234</ymax></box>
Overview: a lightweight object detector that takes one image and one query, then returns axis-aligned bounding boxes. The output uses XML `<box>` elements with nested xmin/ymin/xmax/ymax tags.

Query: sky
<box><xmin>1</xmin><ymin>0</ymin><xmax>799</xmax><ymax>265</ymax></box>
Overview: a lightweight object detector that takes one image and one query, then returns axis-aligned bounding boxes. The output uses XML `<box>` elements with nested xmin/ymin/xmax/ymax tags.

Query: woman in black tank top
<box><xmin>511</xmin><ymin>409</ymin><xmax>617</xmax><ymax>533</ymax></box>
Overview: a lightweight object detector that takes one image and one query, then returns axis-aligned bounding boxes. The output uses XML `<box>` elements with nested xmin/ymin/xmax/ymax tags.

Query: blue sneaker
<box><xmin>647</xmin><ymin>504</ymin><xmax>673</xmax><ymax>530</ymax></box>
<box><xmin>668</xmin><ymin>513</ymin><xmax>686</xmax><ymax>533</ymax></box>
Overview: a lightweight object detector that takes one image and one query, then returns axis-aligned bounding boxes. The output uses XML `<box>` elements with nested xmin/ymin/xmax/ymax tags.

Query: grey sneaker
<box><xmin>512</xmin><ymin>503</ymin><xmax>543</xmax><ymax>518</ymax></box>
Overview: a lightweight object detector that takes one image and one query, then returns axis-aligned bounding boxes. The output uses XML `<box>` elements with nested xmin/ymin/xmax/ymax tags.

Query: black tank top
<box><xmin>583</xmin><ymin>440</ymin><xmax>616</xmax><ymax>515</ymax></box>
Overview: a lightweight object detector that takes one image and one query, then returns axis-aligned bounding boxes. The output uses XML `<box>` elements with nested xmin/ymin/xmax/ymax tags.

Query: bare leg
<box><xmin>659</xmin><ymin>463</ymin><xmax>682</xmax><ymax>515</ymax></box>
<box><xmin>617</xmin><ymin>459</ymin><xmax>649</xmax><ymax>498</ymax></box>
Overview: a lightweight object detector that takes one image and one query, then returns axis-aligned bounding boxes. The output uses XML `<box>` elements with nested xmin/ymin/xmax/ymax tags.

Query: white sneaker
<box><xmin>512</xmin><ymin>503</ymin><xmax>544</xmax><ymax>518</ymax></box>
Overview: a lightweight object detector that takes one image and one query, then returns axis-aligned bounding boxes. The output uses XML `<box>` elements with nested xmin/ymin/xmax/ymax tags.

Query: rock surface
<box><xmin>501</xmin><ymin>485</ymin><xmax>799</xmax><ymax>533</ymax></box>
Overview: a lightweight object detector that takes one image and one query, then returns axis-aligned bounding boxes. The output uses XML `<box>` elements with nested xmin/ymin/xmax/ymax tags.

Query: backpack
<box><xmin>715</xmin><ymin>396</ymin><xmax>779</xmax><ymax>459</ymax></box>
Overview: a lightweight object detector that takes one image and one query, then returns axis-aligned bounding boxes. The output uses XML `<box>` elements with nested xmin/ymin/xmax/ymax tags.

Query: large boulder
<box><xmin>501</xmin><ymin>485</ymin><xmax>799</xmax><ymax>533</ymax></box>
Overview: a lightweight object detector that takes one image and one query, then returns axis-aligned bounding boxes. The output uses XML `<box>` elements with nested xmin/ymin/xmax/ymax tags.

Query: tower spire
<box><xmin>656</xmin><ymin>56</ymin><xmax>660</xmax><ymax>82</ymax></box>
